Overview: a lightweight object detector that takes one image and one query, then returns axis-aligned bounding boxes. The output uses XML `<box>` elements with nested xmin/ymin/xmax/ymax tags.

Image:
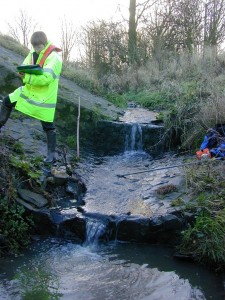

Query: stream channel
<box><xmin>0</xmin><ymin>108</ymin><xmax>224</xmax><ymax>300</ymax></box>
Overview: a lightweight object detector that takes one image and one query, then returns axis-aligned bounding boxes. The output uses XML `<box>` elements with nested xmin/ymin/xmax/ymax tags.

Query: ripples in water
<box><xmin>0</xmin><ymin>239</ymin><xmax>222</xmax><ymax>300</ymax></box>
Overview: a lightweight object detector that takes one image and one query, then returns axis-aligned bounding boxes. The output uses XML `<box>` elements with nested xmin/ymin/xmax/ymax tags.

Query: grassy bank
<box><xmin>62</xmin><ymin>48</ymin><xmax>225</xmax><ymax>154</ymax></box>
<box><xmin>178</xmin><ymin>160</ymin><xmax>225</xmax><ymax>271</ymax></box>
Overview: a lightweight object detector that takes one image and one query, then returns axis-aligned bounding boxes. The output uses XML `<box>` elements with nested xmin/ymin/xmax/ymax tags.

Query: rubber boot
<box><xmin>0</xmin><ymin>104</ymin><xmax>12</xmax><ymax>132</ymax></box>
<box><xmin>44</xmin><ymin>130</ymin><xmax>56</xmax><ymax>164</ymax></box>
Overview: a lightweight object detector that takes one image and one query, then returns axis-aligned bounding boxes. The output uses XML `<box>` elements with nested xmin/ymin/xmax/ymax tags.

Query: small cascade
<box><xmin>125</xmin><ymin>123</ymin><xmax>143</xmax><ymax>152</ymax></box>
<box><xmin>84</xmin><ymin>219</ymin><xmax>106</xmax><ymax>247</ymax></box>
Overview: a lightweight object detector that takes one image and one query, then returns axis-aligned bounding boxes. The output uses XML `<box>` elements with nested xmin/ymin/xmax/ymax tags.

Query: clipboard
<box><xmin>17</xmin><ymin>64</ymin><xmax>43</xmax><ymax>75</ymax></box>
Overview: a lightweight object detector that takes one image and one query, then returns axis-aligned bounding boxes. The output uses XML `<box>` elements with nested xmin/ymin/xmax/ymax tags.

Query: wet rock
<box><xmin>108</xmin><ymin>213</ymin><xmax>184</xmax><ymax>244</ymax></box>
<box><xmin>31</xmin><ymin>208</ymin><xmax>56</xmax><ymax>235</ymax></box>
<box><xmin>113</xmin><ymin>216</ymin><xmax>150</xmax><ymax>242</ymax></box>
<box><xmin>51</xmin><ymin>165</ymin><xmax>70</xmax><ymax>185</ymax></box>
<box><xmin>16</xmin><ymin>197</ymin><xmax>39</xmax><ymax>211</ymax></box>
<box><xmin>66</xmin><ymin>176</ymin><xmax>87</xmax><ymax>198</ymax></box>
<box><xmin>158</xmin><ymin>214</ymin><xmax>183</xmax><ymax>230</ymax></box>
<box><xmin>17</xmin><ymin>189</ymin><xmax>48</xmax><ymax>208</ymax></box>
<box><xmin>57</xmin><ymin>215</ymin><xmax>86</xmax><ymax>242</ymax></box>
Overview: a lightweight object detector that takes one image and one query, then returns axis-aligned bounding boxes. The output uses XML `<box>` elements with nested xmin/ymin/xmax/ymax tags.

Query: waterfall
<box><xmin>84</xmin><ymin>219</ymin><xmax>106</xmax><ymax>247</ymax></box>
<box><xmin>125</xmin><ymin>123</ymin><xmax>143</xmax><ymax>152</ymax></box>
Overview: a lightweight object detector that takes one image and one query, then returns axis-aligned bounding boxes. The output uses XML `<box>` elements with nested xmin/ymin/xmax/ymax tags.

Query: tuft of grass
<box><xmin>156</xmin><ymin>184</ymin><xmax>177</xmax><ymax>195</ymax></box>
<box><xmin>171</xmin><ymin>197</ymin><xmax>184</xmax><ymax>207</ymax></box>
<box><xmin>9</xmin><ymin>156</ymin><xmax>42</xmax><ymax>183</ymax></box>
<box><xmin>12</xmin><ymin>141</ymin><xmax>25</xmax><ymax>155</ymax></box>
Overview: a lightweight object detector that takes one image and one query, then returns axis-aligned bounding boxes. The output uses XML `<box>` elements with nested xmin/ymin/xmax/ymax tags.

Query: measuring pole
<box><xmin>77</xmin><ymin>96</ymin><xmax>80</xmax><ymax>158</ymax></box>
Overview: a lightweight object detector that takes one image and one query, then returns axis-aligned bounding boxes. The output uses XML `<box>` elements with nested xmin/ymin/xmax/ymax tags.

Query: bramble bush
<box><xmin>0</xmin><ymin>198</ymin><xmax>33</xmax><ymax>254</ymax></box>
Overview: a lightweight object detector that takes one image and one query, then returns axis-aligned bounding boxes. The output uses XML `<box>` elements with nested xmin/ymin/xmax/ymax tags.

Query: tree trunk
<box><xmin>128</xmin><ymin>0</ymin><xmax>137</xmax><ymax>65</ymax></box>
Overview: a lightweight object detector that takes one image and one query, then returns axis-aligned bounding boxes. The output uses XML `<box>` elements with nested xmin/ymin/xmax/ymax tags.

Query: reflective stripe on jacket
<box><xmin>9</xmin><ymin>41</ymin><xmax>62</xmax><ymax>122</ymax></box>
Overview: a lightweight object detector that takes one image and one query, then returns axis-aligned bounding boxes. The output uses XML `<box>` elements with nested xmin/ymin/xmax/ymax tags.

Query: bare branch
<box><xmin>7</xmin><ymin>9</ymin><xmax>38</xmax><ymax>47</ymax></box>
<box><xmin>60</xmin><ymin>17</ymin><xmax>77</xmax><ymax>63</ymax></box>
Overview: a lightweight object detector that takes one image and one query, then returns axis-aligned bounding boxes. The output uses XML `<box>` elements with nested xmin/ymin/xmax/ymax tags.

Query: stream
<box><xmin>0</xmin><ymin>108</ymin><xmax>224</xmax><ymax>299</ymax></box>
<box><xmin>0</xmin><ymin>237</ymin><xmax>223</xmax><ymax>299</ymax></box>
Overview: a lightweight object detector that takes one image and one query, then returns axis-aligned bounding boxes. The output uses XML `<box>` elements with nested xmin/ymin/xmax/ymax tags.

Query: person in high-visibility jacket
<box><xmin>0</xmin><ymin>31</ymin><xmax>62</xmax><ymax>163</ymax></box>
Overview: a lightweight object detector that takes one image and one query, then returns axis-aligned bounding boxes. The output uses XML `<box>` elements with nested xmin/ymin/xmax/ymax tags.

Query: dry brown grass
<box><xmin>0</xmin><ymin>33</ymin><xmax>28</xmax><ymax>56</ymax></box>
<box><xmin>156</xmin><ymin>184</ymin><xmax>177</xmax><ymax>195</ymax></box>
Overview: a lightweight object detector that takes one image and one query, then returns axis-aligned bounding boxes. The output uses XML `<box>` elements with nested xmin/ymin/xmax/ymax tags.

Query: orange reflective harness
<box><xmin>31</xmin><ymin>44</ymin><xmax>62</xmax><ymax>66</ymax></box>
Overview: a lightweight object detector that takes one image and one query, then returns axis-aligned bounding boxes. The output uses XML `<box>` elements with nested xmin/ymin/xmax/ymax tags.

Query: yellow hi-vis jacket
<box><xmin>9</xmin><ymin>41</ymin><xmax>62</xmax><ymax>122</ymax></box>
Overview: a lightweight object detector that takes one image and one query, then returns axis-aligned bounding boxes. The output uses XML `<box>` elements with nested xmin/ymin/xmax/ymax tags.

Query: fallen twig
<box><xmin>117</xmin><ymin>159</ymin><xmax>219</xmax><ymax>178</ymax></box>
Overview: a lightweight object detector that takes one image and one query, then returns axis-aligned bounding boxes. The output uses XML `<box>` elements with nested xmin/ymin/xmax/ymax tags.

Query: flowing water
<box><xmin>125</xmin><ymin>124</ymin><xmax>143</xmax><ymax>152</ymax></box>
<box><xmin>0</xmin><ymin>157</ymin><xmax>224</xmax><ymax>299</ymax></box>
<box><xmin>0</xmin><ymin>109</ymin><xmax>224</xmax><ymax>299</ymax></box>
<box><xmin>0</xmin><ymin>237</ymin><xmax>223</xmax><ymax>300</ymax></box>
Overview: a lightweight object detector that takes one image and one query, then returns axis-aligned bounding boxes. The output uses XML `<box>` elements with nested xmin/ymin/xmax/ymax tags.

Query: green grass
<box><xmin>179</xmin><ymin>211</ymin><xmax>225</xmax><ymax>270</ymax></box>
<box><xmin>123</xmin><ymin>90</ymin><xmax>174</xmax><ymax>110</ymax></box>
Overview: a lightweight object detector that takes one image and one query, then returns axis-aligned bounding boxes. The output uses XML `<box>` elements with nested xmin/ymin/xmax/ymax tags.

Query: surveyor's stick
<box><xmin>77</xmin><ymin>96</ymin><xmax>80</xmax><ymax>158</ymax></box>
